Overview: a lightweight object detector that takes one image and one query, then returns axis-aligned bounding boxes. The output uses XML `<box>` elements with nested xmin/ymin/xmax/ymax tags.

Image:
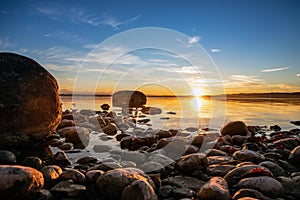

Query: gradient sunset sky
<box><xmin>1</xmin><ymin>0</ymin><xmax>299</xmax><ymax>95</ymax></box>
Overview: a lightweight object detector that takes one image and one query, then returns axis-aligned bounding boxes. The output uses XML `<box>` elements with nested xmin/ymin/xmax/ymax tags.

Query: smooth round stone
<box><xmin>204</xmin><ymin>149</ymin><xmax>228</xmax><ymax>157</ymax></box>
<box><xmin>140</xmin><ymin>161</ymin><xmax>164</xmax><ymax>173</ymax></box>
<box><xmin>224</xmin><ymin>165</ymin><xmax>273</xmax><ymax>186</ymax></box>
<box><xmin>233</xmin><ymin>150</ymin><xmax>265</xmax><ymax>163</ymax></box>
<box><xmin>102</xmin><ymin>123</ymin><xmax>119</xmax><ymax>135</ymax></box>
<box><xmin>96</xmin><ymin>168</ymin><xmax>155</xmax><ymax>199</ymax></box>
<box><xmin>0</xmin><ymin>150</ymin><xmax>16</xmax><ymax>164</ymax></box>
<box><xmin>121</xmin><ymin>179</ymin><xmax>158</xmax><ymax>200</ymax></box>
<box><xmin>41</xmin><ymin>165</ymin><xmax>62</xmax><ymax>187</ymax></box>
<box><xmin>57</xmin><ymin>126</ymin><xmax>90</xmax><ymax>149</ymax></box>
<box><xmin>58</xmin><ymin>142</ymin><xmax>74</xmax><ymax>151</ymax></box>
<box><xmin>22</xmin><ymin>156</ymin><xmax>43</xmax><ymax>170</ymax></box>
<box><xmin>57</xmin><ymin>119</ymin><xmax>75</xmax><ymax>130</ymax></box>
<box><xmin>59</xmin><ymin>168</ymin><xmax>86</xmax><ymax>184</ymax></box>
<box><xmin>161</xmin><ymin>176</ymin><xmax>205</xmax><ymax>191</ymax></box>
<box><xmin>232</xmin><ymin>188</ymin><xmax>273</xmax><ymax>200</ymax></box>
<box><xmin>50</xmin><ymin>180</ymin><xmax>86</xmax><ymax>198</ymax></box>
<box><xmin>221</xmin><ymin>121</ymin><xmax>248</xmax><ymax>136</ymax></box>
<box><xmin>0</xmin><ymin>53</ymin><xmax>62</xmax><ymax>148</ymax></box>
<box><xmin>85</xmin><ymin>170</ymin><xmax>104</xmax><ymax>184</ymax></box>
<box><xmin>237</xmin><ymin>176</ymin><xmax>284</xmax><ymax>198</ymax></box>
<box><xmin>288</xmin><ymin>145</ymin><xmax>300</xmax><ymax>164</ymax></box>
<box><xmin>197</xmin><ymin>177</ymin><xmax>230</xmax><ymax>200</ymax></box>
<box><xmin>0</xmin><ymin>165</ymin><xmax>44</xmax><ymax>198</ymax></box>
<box><xmin>259</xmin><ymin>161</ymin><xmax>285</xmax><ymax>177</ymax></box>
<box><xmin>177</xmin><ymin>153</ymin><xmax>208</xmax><ymax>174</ymax></box>
<box><xmin>207</xmin><ymin>164</ymin><xmax>236</xmax><ymax>177</ymax></box>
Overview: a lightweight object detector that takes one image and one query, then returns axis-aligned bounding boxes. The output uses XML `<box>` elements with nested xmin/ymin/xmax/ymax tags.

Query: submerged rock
<box><xmin>0</xmin><ymin>165</ymin><xmax>44</xmax><ymax>198</ymax></box>
<box><xmin>0</xmin><ymin>53</ymin><xmax>62</xmax><ymax>148</ymax></box>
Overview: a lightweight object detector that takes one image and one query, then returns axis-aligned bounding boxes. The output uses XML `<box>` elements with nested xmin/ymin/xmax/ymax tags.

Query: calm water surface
<box><xmin>60</xmin><ymin>96</ymin><xmax>300</xmax><ymax>130</ymax></box>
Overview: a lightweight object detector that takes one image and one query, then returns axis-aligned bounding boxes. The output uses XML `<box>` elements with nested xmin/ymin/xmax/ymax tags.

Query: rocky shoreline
<box><xmin>0</xmin><ymin>53</ymin><xmax>300</xmax><ymax>200</ymax></box>
<box><xmin>1</xmin><ymin>108</ymin><xmax>300</xmax><ymax>200</ymax></box>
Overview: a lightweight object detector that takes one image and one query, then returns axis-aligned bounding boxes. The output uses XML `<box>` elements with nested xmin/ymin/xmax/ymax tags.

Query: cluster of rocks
<box><xmin>1</xmin><ymin>53</ymin><xmax>300</xmax><ymax>199</ymax></box>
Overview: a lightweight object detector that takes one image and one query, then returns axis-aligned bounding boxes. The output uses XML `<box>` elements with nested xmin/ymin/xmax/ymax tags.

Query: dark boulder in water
<box><xmin>0</xmin><ymin>53</ymin><xmax>62</xmax><ymax>148</ymax></box>
<box><xmin>221</xmin><ymin>121</ymin><xmax>249</xmax><ymax>136</ymax></box>
<box><xmin>112</xmin><ymin>90</ymin><xmax>146</xmax><ymax>108</ymax></box>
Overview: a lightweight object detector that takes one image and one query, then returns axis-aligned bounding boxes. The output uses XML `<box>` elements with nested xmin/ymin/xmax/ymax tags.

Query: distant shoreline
<box><xmin>59</xmin><ymin>92</ymin><xmax>300</xmax><ymax>98</ymax></box>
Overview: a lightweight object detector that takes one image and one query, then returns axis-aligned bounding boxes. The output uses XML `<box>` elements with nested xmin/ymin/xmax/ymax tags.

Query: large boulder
<box><xmin>0</xmin><ymin>53</ymin><xmax>62</xmax><ymax>148</ymax></box>
<box><xmin>112</xmin><ymin>90</ymin><xmax>146</xmax><ymax>108</ymax></box>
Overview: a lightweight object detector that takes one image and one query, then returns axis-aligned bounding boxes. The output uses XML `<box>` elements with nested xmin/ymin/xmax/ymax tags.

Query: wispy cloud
<box><xmin>211</xmin><ymin>48</ymin><xmax>221</xmax><ymax>53</ymax></box>
<box><xmin>0</xmin><ymin>37</ymin><xmax>13</xmax><ymax>49</ymax></box>
<box><xmin>261</xmin><ymin>66</ymin><xmax>291</xmax><ymax>72</ymax></box>
<box><xmin>1</xmin><ymin>10</ymin><xmax>8</xmax><ymax>15</ymax></box>
<box><xmin>36</xmin><ymin>6</ymin><xmax>140</xmax><ymax>29</ymax></box>
<box><xmin>188</xmin><ymin>36</ymin><xmax>200</xmax><ymax>44</ymax></box>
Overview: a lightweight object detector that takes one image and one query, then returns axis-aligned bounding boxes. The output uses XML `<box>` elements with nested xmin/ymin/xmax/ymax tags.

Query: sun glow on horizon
<box><xmin>192</xmin><ymin>87</ymin><xmax>204</xmax><ymax>97</ymax></box>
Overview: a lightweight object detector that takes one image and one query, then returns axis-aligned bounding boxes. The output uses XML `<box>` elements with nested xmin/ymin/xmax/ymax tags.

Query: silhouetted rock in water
<box><xmin>291</xmin><ymin>121</ymin><xmax>300</xmax><ymax>126</ymax></box>
<box><xmin>141</xmin><ymin>106</ymin><xmax>162</xmax><ymax>115</ymax></box>
<box><xmin>100</xmin><ymin>103</ymin><xmax>110</xmax><ymax>111</ymax></box>
<box><xmin>221</xmin><ymin>121</ymin><xmax>249</xmax><ymax>136</ymax></box>
<box><xmin>112</xmin><ymin>90</ymin><xmax>146</xmax><ymax>108</ymax></box>
<box><xmin>0</xmin><ymin>165</ymin><xmax>44</xmax><ymax>198</ymax></box>
<box><xmin>0</xmin><ymin>53</ymin><xmax>62</xmax><ymax>148</ymax></box>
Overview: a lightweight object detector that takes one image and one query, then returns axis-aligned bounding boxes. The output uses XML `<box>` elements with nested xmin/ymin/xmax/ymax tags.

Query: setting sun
<box><xmin>192</xmin><ymin>87</ymin><xmax>204</xmax><ymax>97</ymax></box>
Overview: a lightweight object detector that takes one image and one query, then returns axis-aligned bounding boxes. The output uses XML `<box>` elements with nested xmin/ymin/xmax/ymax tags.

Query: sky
<box><xmin>0</xmin><ymin>0</ymin><xmax>300</xmax><ymax>95</ymax></box>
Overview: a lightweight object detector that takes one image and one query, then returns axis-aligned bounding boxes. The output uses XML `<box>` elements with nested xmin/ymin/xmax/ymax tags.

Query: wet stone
<box><xmin>22</xmin><ymin>156</ymin><xmax>43</xmax><ymax>170</ymax></box>
<box><xmin>0</xmin><ymin>150</ymin><xmax>16</xmax><ymax>164</ymax></box>
<box><xmin>76</xmin><ymin>156</ymin><xmax>98</xmax><ymax>164</ymax></box>
<box><xmin>224</xmin><ymin>164</ymin><xmax>273</xmax><ymax>186</ymax></box>
<box><xmin>121</xmin><ymin>179</ymin><xmax>158</xmax><ymax>200</ymax></box>
<box><xmin>50</xmin><ymin>180</ymin><xmax>86</xmax><ymax>198</ymax></box>
<box><xmin>0</xmin><ymin>165</ymin><xmax>44</xmax><ymax>198</ymax></box>
<box><xmin>197</xmin><ymin>177</ymin><xmax>230</xmax><ymax>200</ymax></box>
<box><xmin>59</xmin><ymin>168</ymin><xmax>86</xmax><ymax>184</ymax></box>
<box><xmin>221</xmin><ymin>121</ymin><xmax>249</xmax><ymax>136</ymax></box>
<box><xmin>233</xmin><ymin>150</ymin><xmax>265</xmax><ymax>163</ymax></box>
<box><xmin>162</xmin><ymin>176</ymin><xmax>205</xmax><ymax>190</ymax></box>
<box><xmin>172</xmin><ymin>187</ymin><xmax>195</xmax><ymax>198</ymax></box>
<box><xmin>41</xmin><ymin>165</ymin><xmax>62</xmax><ymax>187</ymax></box>
<box><xmin>259</xmin><ymin>161</ymin><xmax>285</xmax><ymax>177</ymax></box>
<box><xmin>232</xmin><ymin>188</ymin><xmax>271</xmax><ymax>200</ymax></box>
<box><xmin>85</xmin><ymin>170</ymin><xmax>104</xmax><ymax>184</ymax></box>
<box><xmin>207</xmin><ymin>164</ymin><xmax>236</xmax><ymax>177</ymax></box>
<box><xmin>177</xmin><ymin>153</ymin><xmax>208</xmax><ymax>174</ymax></box>
<box><xmin>92</xmin><ymin>144</ymin><xmax>112</xmax><ymax>153</ymax></box>
<box><xmin>237</xmin><ymin>176</ymin><xmax>284</xmax><ymax>198</ymax></box>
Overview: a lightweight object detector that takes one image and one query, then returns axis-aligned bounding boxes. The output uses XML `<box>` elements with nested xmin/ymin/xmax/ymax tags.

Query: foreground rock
<box><xmin>0</xmin><ymin>165</ymin><xmax>44</xmax><ymax>198</ymax></box>
<box><xmin>0</xmin><ymin>52</ymin><xmax>62</xmax><ymax>148</ymax></box>
<box><xmin>112</xmin><ymin>90</ymin><xmax>146</xmax><ymax>108</ymax></box>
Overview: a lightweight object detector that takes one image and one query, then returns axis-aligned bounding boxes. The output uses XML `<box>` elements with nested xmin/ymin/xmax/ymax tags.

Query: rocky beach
<box><xmin>1</xmin><ymin>53</ymin><xmax>300</xmax><ymax>200</ymax></box>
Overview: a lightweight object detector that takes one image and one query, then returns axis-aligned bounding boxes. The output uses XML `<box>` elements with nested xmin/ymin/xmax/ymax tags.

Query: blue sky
<box><xmin>1</xmin><ymin>0</ymin><xmax>299</xmax><ymax>95</ymax></box>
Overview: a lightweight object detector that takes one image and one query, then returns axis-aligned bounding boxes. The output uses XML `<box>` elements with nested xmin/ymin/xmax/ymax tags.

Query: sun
<box><xmin>192</xmin><ymin>87</ymin><xmax>204</xmax><ymax>97</ymax></box>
